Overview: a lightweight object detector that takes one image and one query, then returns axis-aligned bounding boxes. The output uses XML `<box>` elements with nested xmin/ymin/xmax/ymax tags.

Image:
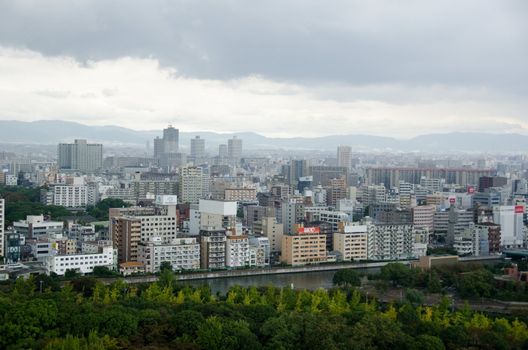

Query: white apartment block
<box><xmin>368</xmin><ymin>224</ymin><xmax>415</xmax><ymax>261</ymax></box>
<box><xmin>493</xmin><ymin>205</ymin><xmax>525</xmax><ymax>248</ymax></box>
<box><xmin>333</xmin><ymin>223</ymin><xmax>369</xmax><ymax>262</ymax></box>
<box><xmin>43</xmin><ymin>184</ymin><xmax>88</xmax><ymax>208</ymax></box>
<box><xmin>412</xmin><ymin>205</ymin><xmax>435</xmax><ymax>232</ymax></box>
<box><xmin>179</xmin><ymin>167</ymin><xmax>204</xmax><ymax>204</ymax></box>
<box><xmin>138</xmin><ymin>236</ymin><xmax>200</xmax><ymax>273</ymax></box>
<box><xmin>13</xmin><ymin>215</ymin><xmax>63</xmax><ymax>238</ymax></box>
<box><xmin>45</xmin><ymin>246</ymin><xmax>114</xmax><ymax>275</ymax></box>
<box><xmin>225</xmin><ymin>235</ymin><xmax>250</xmax><ymax>267</ymax></box>
<box><xmin>0</xmin><ymin>199</ymin><xmax>4</xmax><ymax>258</ymax></box>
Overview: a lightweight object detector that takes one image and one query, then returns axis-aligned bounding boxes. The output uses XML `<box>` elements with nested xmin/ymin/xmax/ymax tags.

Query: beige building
<box><xmin>261</xmin><ymin>215</ymin><xmax>283</xmax><ymax>253</ymax></box>
<box><xmin>224</xmin><ymin>188</ymin><xmax>257</xmax><ymax>201</ymax></box>
<box><xmin>281</xmin><ymin>226</ymin><xmax>327</xmax><ymax>266</ymax></box>
<box><xmin>412</xmin><ymin>205</ymin><xmax>435</xmax><ymax>232</ymax></box>
<box><xmin>333</xmin><ymin>223</ymin><xmax>368</xmax><ymax>262</ymax></box>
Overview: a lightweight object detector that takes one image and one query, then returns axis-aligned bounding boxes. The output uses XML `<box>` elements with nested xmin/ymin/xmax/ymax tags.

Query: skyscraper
<box><xmin>163</xmin><ymin>125</ymin><xmax>179</xmax><ymax>153</ymax></box>
<box><xmin>218</xmin><ymin>144</ymin><xmax>228</xmax><ymax>158</ymax></box>
<box><xmin>337</xmin><ymin>145</ymin><xmax>352</xmax><ymax>169</ymax></box>
<box><xmin>179</xmin><ymin>166</ymin><xmax>204</xmax><ymax>204</ymax></box>
<box><xmin>58</xmin><ymin>139</ymin><xmax>103</xmax><ymax>173</ymax></box>
<box><xmin>228</xmin><ymin>136</ymin><xmax>242</xmax><ymax>160</ymax></box>
<box><xmin>190</xmin><ymin>136</ymin><xmax>205</xmax><ymax>159</ymax></box>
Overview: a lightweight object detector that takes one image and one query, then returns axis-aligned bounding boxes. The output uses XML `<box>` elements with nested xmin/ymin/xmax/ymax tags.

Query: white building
<box><xmin>368</xmin><ymin>223</ymin><xmax>415</xmax><ymax>261</ymax></box>
<box><xmin>138</xmin><ymin>236</ymin><xmax>200</xmax><ymax>273</ymax></box>
<box><xmin>199</xmin><ymin>199</ymin><xmax>237</xmax><ymax>231</ymax></box>
<box><xmin>493</xmin><ymin>205</ymin><xmax>524</xmax><ymax>248</ymax></box>
<box><xmin>249</xmin><ymin>236</ymin><xmax>270</xmax><ymax>266</ymax></box>
<box><xmin>333</xmin><ymin>223</ymin><xmax>369</xmax><ymax>261</ymax></box>
<box><xmin>13</xmin><ymin>215</ymin><xmax>63</xmax><ymax>238</ymax></box>
<box><xmin>0</xmin><ymin>199</ymin><xmax>4</xmax><ymax>258</ymax></box>
<box><xmin>179</xmin><ymin>167</ymin><xmax>204</xmax><ymax>204</ymax></box>
<box><xmin>42</xmin><ymin>184</ymin><xmax>88</xmax><ymax>208</ymax></box>
<box><xmin>45</xmin><ymin>246</ymin><xmax>114</xmax><ymax>275</ymax></box>
<box><xmin>225</xmin><ymin>235</ymin><xmax>250</xmax><ymax>268</ymax></box>
<box><xmin>412</xmin><ymin>205</ymin><xmax>435</xmax><ymax>232</ymax></box>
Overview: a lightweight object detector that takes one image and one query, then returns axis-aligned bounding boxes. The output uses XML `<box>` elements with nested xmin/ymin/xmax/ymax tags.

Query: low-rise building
<box><xmin>45</xmin><ymin>246</ymin><xmax>114</xmax><ymax>275</ymax></box>
<box><xmin>138</xmin><ymin>236</ymin><xmax>200</xmax><ymax>273</ymax></box>
<box><xmin>333</xmin><ymin>223</ymin><xmax>369</xmax><ymax>262</ymax></box>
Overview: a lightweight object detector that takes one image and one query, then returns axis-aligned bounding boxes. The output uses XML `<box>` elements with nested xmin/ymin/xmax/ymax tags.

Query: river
<box><xmin>183</xmin><ymin>267</ymin><xmax>381</xmax><ymax>294</ymax></box>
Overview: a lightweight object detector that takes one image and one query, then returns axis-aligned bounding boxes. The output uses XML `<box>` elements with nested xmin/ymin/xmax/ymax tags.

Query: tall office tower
<box><xmin>218</xmin><ymin>144</ymin><xmax>228</xmax><ymax>158</ymax></box>
<box><xmin>58</xmin><ymin>139</ymin><xmax>103</xmax><ymax>173</ymax></box>
<box><xmin>153</xmin><ymin>137</ymin><xmax>164</xmax><ymax>158</ymax></box>
<box><xmin>190</xmin><ymin>136</ymin><xmax>205</xmax><ymax>159</ymax></box>
<box><xmin>163</xmin><ymin>125</ymin><xmax>179</xmax><ymax>153</ymax></box>
<box><xmin>0</xmin><ymin>198</ymin><xmax>4</xmax><ymax>258</ymax></box>
<box><xmin>288</xmin><ymin>159</ymin><xmax>309</xmax><ymax>187</ymax></box>
<box><xmin>228</xmin><ymin>136</ymin><xmax>243</xmax><ymax>160</ymax></box>
<box><xmin>337</xmin><ymin>145</ymin><xmax>352</xmax><ymax>169</ymax></box>
<box><xmin>179</xmin><ymin>166</ymin><xmax>204</xmax><ymax>204</ymax></box>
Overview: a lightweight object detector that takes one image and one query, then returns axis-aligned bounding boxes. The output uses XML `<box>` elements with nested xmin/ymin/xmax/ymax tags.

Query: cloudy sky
<box><xmin>0</xmin><ymin>0</ymin><xmax>527</xmax><ymax>138</ymax></box>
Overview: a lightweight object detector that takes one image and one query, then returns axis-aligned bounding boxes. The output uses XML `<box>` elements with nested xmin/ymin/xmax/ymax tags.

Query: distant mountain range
<box><xmin>1</xmin><ymin>120</ymin><xmax>528</xmax><ymax>152</ymax></box>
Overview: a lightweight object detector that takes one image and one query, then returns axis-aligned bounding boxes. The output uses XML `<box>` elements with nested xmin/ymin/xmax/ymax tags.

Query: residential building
<box><xmin>225</xmin><ymin>234</ymin><xmax>249</xmax><ymax>268</ymax></box>
<box><xmin>58</xmin><ymin>139</ymin><xmax>103</xmax><ymax>173</ymax></box>
<box><xmin>333</xmin><ymin>222</ymin><xmax>369</xmax><ymax>261</ymax></box>
<box><xmin>337</xmin><ymin>145</ymin><xmax>352</xmax><ymax>170</ymax></box>
<box><xmin>45</xmin><ymin>246</ymin><xmax>114</xmax><ymax>275</ymax></box>
<box><xmin>412</xmin><ymin>205</ymin><xmax>435</xmax><ymax>232</ymax></box>
<box><xmin>228</xmin><ymin>136</ymin><xmax>243</xmax><ymax>161</ymax></box>
<box><xmin>190</xmin><ymin>136</ymin><xmax>205</xmax><ymax>159</ymax></box>
<box><xmin>138</xmin><ymin>236</ymin><xmax>200</xmax><ymax>273</ymax></box>
<box><xmin>493</xmin><ymin>205</ymin><xmax>524</xmax><ymax>248</ymax></box>
<box><xmin>179</xmin><ymin>166</ymin><xmax>204</xmax><ymax>204</ymax></box>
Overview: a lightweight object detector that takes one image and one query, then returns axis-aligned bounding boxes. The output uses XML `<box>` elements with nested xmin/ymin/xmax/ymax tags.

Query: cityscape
<box><xmin>1</xmin><ymin>1</ymin><xmax>528</xmax><ymax>349</ymax></box>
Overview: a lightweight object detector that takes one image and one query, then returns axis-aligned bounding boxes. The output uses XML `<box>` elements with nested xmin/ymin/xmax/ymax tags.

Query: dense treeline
<box><xmin>0</xmin><ymin>185</ymin><xmax>74</xmax><ymax>227</ymax></box>
<box><xmin>371</xmin><ymin>262</ymin><xmax>528</xmax><ymax>302</ymax></box>
<box><xmin>1</xmin><ymin>272</ymin><xmax>527</xmax><ymax>349</ymax></box>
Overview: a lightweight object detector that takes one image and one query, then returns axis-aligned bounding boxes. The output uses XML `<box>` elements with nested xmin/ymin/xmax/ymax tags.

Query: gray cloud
<box><xmin>0</xmin><ymin>0</ymin><xmax>526</xmax><ymax>91</ymax></box>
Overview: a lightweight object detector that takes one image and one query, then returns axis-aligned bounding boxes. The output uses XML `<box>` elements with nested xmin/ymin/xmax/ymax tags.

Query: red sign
<box><xmin>467</xmin><ymin>186</ymin><xmax>475</xmax><ymax>194</ymax></box>
<box><xmin>515</xmin><ymin>205</ymin><xmax>524</xmax><ymax>214</ymax></box>
<box><xmin>297</xmin><ymin>227</ymin><xmax>320</xmax><ymax>234</ymax></box>
<box><xmin>449</xmin><ymin>197</ymin><xmax>456</xmax><ymax>204</ymax></box>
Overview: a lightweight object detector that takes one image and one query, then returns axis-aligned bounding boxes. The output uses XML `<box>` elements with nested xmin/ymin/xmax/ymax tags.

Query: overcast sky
<box><xmin>0</xmin><ymin>0</ymin><xmax>527</xmax><ymax>138</ymax></box>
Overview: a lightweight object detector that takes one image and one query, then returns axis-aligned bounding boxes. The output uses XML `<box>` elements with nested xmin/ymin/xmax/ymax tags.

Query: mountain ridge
<box><xmin>1</xmin><ymin>120</ymin><xmax>527</xmax><ymax>152</ymax></box>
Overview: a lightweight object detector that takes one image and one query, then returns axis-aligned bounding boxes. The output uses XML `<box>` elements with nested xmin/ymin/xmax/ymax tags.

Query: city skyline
<box><xmin>0</xmin><ymin>1</ymin><xmax>527</xmax><ymax>138</ymax></box>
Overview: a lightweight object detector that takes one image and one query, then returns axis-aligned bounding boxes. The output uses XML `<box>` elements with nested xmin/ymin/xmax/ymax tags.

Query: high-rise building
<box><xmin>228</xmin><ymin>136</ymin><xmax>242</xmax><ymax>160</ymax></box>
<box><xmin>58</xmin><ymin>139</ymin><xmax>103</xmax><ymax>173</ymax></box>
<box><xmin>218</xmin><ymin>144</ymin><xmax>228</xmax><ymax>158</ymax></box>
<box><xmin>179</xmin><ymin>167</ymin><xmax>204</xmax><ymax>204</ymax></box>
<box><xmin>337</xmin><ymin>145</ymin><xmax>352</xmax><ymax>169</ymax></box>
<box><xmin>190</xmin><ymin>136</ymin><xmax>205</xmax><ymax>159</ymax></box>
<box><xmin>163</xmin><ymin>125</ymin><xmax>179</xmax><ymax>153</ymax></box>
<box><xmin>0</xmin><ymin>198</ymin><xmax>4</xmax><ymax>258</ymax></box>
<box><xmin>493</xmin><ymin>205</ymin><xmax>524</xmax><ymax>248</ymax></box>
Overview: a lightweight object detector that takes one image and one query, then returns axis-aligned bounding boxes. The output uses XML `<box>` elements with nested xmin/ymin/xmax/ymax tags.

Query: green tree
<box><xmin>333</xmin><ymin>269</ymin><xmax>361</xmax><ymax>287</ymax></box>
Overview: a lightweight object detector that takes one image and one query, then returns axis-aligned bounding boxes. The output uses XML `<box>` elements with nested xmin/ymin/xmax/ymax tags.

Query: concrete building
<box><xmin>337</xmin><ymin>145</ymin><xmax>352</xmax><ymax>170</ymax></box>
<box><xmin>412</xmin><ymin>205</ymin><xmax>435</xmax><ymax>232</ymax></box>
<box><xmin>58</xmin><ymin>139</ymin><xmax>103</xmax><ymax>173</ymax></box>
<box><xmin>493</xmin><ymin>205</ymin><xmax>524</xmax><ymax>248</ymax></box>
<box><xmin>111</xmin><ymin>196</ymin><xmax>178</xmax><ymax>263</ymax></box>
<box><xmin>366</xmin><ymin>167</ymin><xmax>493</xmax><ymax>188</ymax></box>
<box><xmin>190</xmin><ymin>136</ymin><xmax>205</xmax><ymax>159</ymax></box>
<box><xmin>368</xmin><ymin>223</ymin><xmax>415</xmax><ymax>261</ymax></box>
<box><xmin>333</xmin><ymin>223</ymin><xmax>368</xmax><ymax>262</ymax></box>
<box><xmin>0</xmin><ymin>199</ymin><xmax>4</xmax><ymax>258</ymax></box>
<box><xmin>179</xmin><ymin>167</ymin><xmax>204</xmax><ymax>204</ymax></box>
<box><xmin>200</xmin><ymin>230</ymin><xmax>227</xmax><ymax>269</ymax></box>
<box><xmin>249</xmin><ymin>236</ymin><xmax>270</xmax><ymax>266</ymax></box>
<box><xmin>281</xmin><ymin>201</ymin><xmax>305</xmax><ymax>234</ymax></box>
<box><xmin>281</xmin><ymin>226</ymin><xmax>327</xmax><ymax>266</ymax></box>
<box><xmin>199</xmin><ymin>199</ymin><xmax>238</xmax><ymax>231</ymax></box>
<box><xmin>218</xmin><ymin>144</ymin><xmax>228</xmax><ymax>158</ymax></box>
<box><xmin>225</xmin><ymin>234</ymin><xmax>250</xmax><ymax>268</ymax></box>
<box><xmin>45</xmin><ymin>246</ymin><xmax>114</xmax><ymax>275</ymax></box>
<box><xmin>224</xmin><ymin>187</ymin><xmax>257</xmax><ymax>202</ymax></box>
<box><xmin>138</xmin><ymin>236</ymin><xmax>200</xmax><ymax>273</ymax></box>
<box><xmin>319</xmin><ymin>210</ymin><xmax>350</xmax><ymax>232</ymax></box>
<box><xmin>42</xmin><ymin>184</ymin><xmax>88</xmax><ymax>208</ymax></box>
<box><xmin>13</xmin><ymin>215</ymin><xmax>63</xmax><ymax>239</ymax></box>
<box><xmin>261</xmin><ymin>212</ymin><xmax>284</xmax><ymax>254</ymax></box>
<box><xmin>228</xmin><ymin>136</ymin><xmax>243</xmax><ymax>161</ymax></box>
